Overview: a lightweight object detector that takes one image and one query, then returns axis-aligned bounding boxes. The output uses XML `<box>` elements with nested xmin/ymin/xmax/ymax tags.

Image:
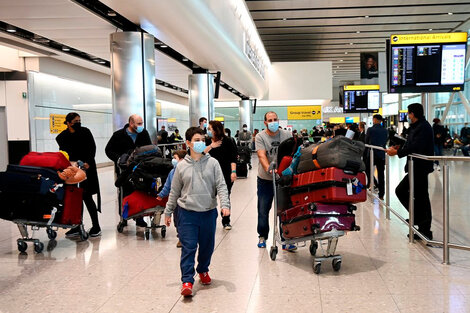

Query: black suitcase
<box><xmin>237</xmin><ymin>146</ymin><xmax>251</xmax><ymax>164</ymax></box>
<box><xmin>236</xmin><ymin>162</ymin><xmax>248</xmax><ymax>178</ymax></box>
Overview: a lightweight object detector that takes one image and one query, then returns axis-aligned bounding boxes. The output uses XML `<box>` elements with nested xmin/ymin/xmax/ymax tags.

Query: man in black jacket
<box><xmin>432</xmin><ymin>118</ymin><xmax>445</xmax><ymax>170</ymax></box>
<box><xmin>386</xmin><ymin>103</ymin><xmax>434</xmax><ymax>239</ymax></box>
<box><xmin>105</xmin><ymin>114</ymin><xmax>152</xmax><ymax>227</ymax></box>
<box><xmin>365</xmin><ymin>115</ymin><xmax>388</xmax><ymax>200</ymax></box>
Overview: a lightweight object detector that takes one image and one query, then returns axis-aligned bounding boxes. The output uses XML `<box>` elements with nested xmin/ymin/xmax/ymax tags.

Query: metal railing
<box><xmin>365</xmin><ymin>143</ymin><xmax>470</xmax><ymax>264</ymax></box>
<box><xmin>156</xmin><ymin>142</ymin><xmax>185</xmax><ymax>158</ymax></box>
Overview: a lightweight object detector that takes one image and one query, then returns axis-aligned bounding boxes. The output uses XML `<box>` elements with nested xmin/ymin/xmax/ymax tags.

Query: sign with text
<box><xmin>49</xmin><ymin>114</ymin><xmax>67</xmax><ymax>134</ymax></box>
<box><xmin>287</xmin><ymin>105</ymin><xmax>322</xmax><ymax>120</ymax></box>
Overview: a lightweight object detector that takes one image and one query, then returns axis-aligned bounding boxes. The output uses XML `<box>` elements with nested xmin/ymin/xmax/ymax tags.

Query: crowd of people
<box><xmin>55</xmin><ymin>102</ymin><xmax>469</xmax><ymax>297</ymax></box>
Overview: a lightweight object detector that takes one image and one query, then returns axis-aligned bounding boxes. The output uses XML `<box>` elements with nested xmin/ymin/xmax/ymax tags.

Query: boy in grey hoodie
<box><xmin>165</xmin><ymin>127</ymin><xmax>230</xmax><ymax>297</ymax></box>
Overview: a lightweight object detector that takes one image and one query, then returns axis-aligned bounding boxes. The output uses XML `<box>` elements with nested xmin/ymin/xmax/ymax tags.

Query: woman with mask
<box><xmin>56</xmin><ymin>112</ymin><xmax>102</xmax><ymax>237</ymax></box>
<box><xmin>204</xmin><ymin>121</ymin><xmax>238</xmax><ymax>230</ymax></box>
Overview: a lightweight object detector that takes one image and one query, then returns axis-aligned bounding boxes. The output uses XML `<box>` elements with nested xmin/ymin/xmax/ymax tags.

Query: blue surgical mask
<box><xmin>192</xmin><ymin>141</ymin><xmax>206</xmax><ymax>154</ymax></box>
<box><xmin>268</xmin><ymin>122</ymin><xmax>279</xmax><ymax>133</ymax></box>
<box><xmin>207</xmin><ymin>130</ymin><xmax>213</xmax><ymax>138</ymax></box>
<box><xmin>171</xmin><ymin>159</ymin><xmax>178</xmax><ymax>167</ymax></box>
<box><xmin>136</xmin><ymin>125</ymin><xmax>144</xmax><ymax>133</ymax></box>
<box><xmin>203</xmin><ymin>123</ymin><xmax>208</xmax><ymax>128</ymax></box>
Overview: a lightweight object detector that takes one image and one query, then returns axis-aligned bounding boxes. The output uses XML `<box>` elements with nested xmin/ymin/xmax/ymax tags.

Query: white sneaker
<box><xmin>224</xmin><ymin>224</ymin><xmax>232</xmax><ymax>230</ymax></box>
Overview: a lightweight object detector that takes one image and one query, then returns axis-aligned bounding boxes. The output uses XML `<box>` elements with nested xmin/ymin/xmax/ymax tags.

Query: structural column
<box><xmin>188</xmin><ymin>73</ymin><xmax>214</xmax><ymax>127</ymax></box>
<box><xmin>239</xmin><ymin>99</ymin><xmax>253</xmax><ymax>131</ymax></box>
<box><xmin>110</xmin><ymin>32</ymin><xmax>157</xmax><ymax>142</ymax></box>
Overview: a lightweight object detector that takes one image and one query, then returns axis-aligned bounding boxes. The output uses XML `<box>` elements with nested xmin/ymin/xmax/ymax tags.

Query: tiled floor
<box><xmin>1</xmin><ymin>154</ymin><xmax>470</xmax><ymax>312</ymax></box>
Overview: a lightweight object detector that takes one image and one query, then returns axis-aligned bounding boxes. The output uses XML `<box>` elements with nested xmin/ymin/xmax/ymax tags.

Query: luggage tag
<box><xmin>351</xmin><ymin>177</ymin><xmax>364</xmax><ymax>194</ymax></box>
<box><xmin>346</xmin><ymin>179</ymin><xmax>353</xmax><ymax>196</ymax></box>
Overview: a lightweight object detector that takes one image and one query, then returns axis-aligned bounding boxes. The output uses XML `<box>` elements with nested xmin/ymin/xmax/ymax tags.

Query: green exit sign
<box><xmin>22</xmin><ymin>92</ymin><xmax>27</xmax><ymax>99</ymax></box>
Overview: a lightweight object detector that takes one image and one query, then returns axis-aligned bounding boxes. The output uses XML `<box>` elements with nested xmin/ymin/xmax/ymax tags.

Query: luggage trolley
<box><xmin>115</xmin><ymin>155</ymin><xmax>167</xmax><ymax>240</ymax></box>
<box><xmin>268</xmin><ymin>162</ymin><xmax>345</xmax><ymax>274</ymax></box>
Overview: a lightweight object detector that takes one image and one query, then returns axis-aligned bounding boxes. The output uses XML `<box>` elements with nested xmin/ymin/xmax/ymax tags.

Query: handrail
<box><xmin>366</xmin><ymin>144</ymin><xmax>470</xmax><ymax>265</ymax></box>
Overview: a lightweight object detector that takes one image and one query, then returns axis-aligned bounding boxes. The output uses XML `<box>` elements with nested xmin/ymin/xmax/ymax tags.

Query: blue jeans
<box><xmin>434</xmin><ymin>144</ymin><xmax>443</xmax><ymax>165</ymax></box>
<box><xmin>258</xmin><ymin>177</ymin><xmax>286</xmax><ymax>240</ymax></box>
<box><xmin>177</xmin><ymin>206</ymin><xmax>217</xmax><ymax>284</ymax></box>
<box><xmin>462</xmin><ymin>145</ymin><xmax>470</xmax><ymax>157</ymax></box>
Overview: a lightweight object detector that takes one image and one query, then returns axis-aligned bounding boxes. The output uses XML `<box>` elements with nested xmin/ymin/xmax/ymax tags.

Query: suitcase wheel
<box><xmin>309</xmin><ymin>241</ymin><xmax>318</xmax><ymax>256</ymax></box>
<box><xmin>145</xmin><ymin>229</ymin><xmax>150</xmax><ymax>240</ymax></box>
<box><xmin>46</xmin><ymin>228</ymin><xmax>57</xmax><ymax>240</ymax></box>
<box><xmin>161</xmin><ymin>226</ymin><xmax>166</xmax><ymax>238</ymax></box>
<box><xmin>313</xmin><ymin>262</ymin><xmax>321</xmax><ymax>274</ymax></box>
<box><xmin>117</xmin><ymin>222</ymin><xmax>125</xmax><ymax>233</ymax></box>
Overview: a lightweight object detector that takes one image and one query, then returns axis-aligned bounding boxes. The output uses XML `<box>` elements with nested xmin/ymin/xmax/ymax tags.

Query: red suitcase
<box><xmin>59</xmin><ymin>185</ymin><xmax>84</xmax><ymax>225</ymax></box>
<box><xmin>20</xmin><ymin>152</ymin><xmax>71</xmax><ymax>170</ymax></box>
<box><xmin>280</xmin><ymin>202</ymin><xmax>356</xmax><ymax>223</ymax></box>
<box><xmin>281</xmin><ymin>213</ymin><xmax>358</xmax><ymax>239</ymax></box>
<box><xmin>290</xmin><ymin>167</ymin><xmax>366</xmax><ymax>205</ymax></box>
<box><xmin>122</xmin><ymin>191</ymin><xmax>168</xmax><ymax>219</ymax></box>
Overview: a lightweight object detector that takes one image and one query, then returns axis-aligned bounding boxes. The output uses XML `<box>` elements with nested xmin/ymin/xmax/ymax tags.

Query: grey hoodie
<box><xmin>164</xmin><ymin>154</ymin><xmax>230</xmax><ymax>216</ymax></box>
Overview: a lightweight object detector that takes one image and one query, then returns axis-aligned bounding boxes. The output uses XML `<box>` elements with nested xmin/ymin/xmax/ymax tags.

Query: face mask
<box><xmin>243</xmin><ymin>128</ymin><xmax>247</xmax><ymax>132</ymax></box>
<box><xmin>225</xmin><ymin>133</ymin><xmax>229</xmax><ymax>137</ymax></box>
<box><xmin>207</xmin><ymin>130</ymin><xmax>213</xmax><ymax>138</ymax></box>
<box><xmin>171</xmin><ymin>159</ymin><xmax>178</xmax><ymax>167</ymax></box>
<box><xmin>192</xmin><ymin>141</ymin><xmax>206</xmax><ymax>154</ymax></box>
<box><xmin>268</xmin><ymin>122</ymin><xmax>279</xmax><ymax>133</ymax></box>
<box><xmin>136</xmin><ymin>125</ymin><xmax>144</xmax><ymax>133</ymax></box>
<box><xmin>72</xmin><ymin>122</ymin><xmax>81</xmax><ymax>130</ymax></box>
<box><xmin>203</xmin><ymin>123</ymin><xmax>208</xmax><ymax>128</ymax></box>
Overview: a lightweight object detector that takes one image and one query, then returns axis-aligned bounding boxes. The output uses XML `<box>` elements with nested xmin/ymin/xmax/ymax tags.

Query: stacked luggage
<box><xmin>115</xmin><ymin>145</ymin><xmax>173</xmax><ymax>239</ymax></box>
<box><xmin>0</xmin><ymin>152</ymin><xmax>88</xmax><ymax>253</ymax></box>
<box><xmin>236</xmin><ymin>141</ymin><xmax>251</xmax><ymax>178</ymax></box>
<box><xmin>271</xmin><ymin>136</ymin><xmax>367</xmax><ymax>274</ymax></box>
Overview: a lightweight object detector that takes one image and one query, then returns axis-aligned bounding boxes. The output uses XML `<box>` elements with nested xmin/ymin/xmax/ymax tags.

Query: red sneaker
<box><xmin>199</xmin><ymin>272</ymin><xmax>212</xmax><ymax>285</ymax></box>
<box><xmin>181</xmin><ymin>282</ymin><xmax>193</xmax><ymax>297</ymax></box>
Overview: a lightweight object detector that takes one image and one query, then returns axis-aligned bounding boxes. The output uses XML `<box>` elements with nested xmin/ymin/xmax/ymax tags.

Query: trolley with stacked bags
<box><xmin>0</xmin><ymin>152</ymin><xmax>89</xmax><ymax>253</ymax></box>
<box><xmin>269</xmin><ymin>135</ymin><xmax>367</xmax><ymax>274</ymax></box>
<box><xmin>114</xmin><ymin>145</ymin><xmax>173</xmax><ymax>240</ymax></box>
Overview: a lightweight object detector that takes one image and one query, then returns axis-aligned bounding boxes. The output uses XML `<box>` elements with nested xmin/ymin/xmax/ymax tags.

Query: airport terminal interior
<box><xmin>1</xmin><ymin>0</ymin><xmax>470</xmax><ymax>312</ymax></box>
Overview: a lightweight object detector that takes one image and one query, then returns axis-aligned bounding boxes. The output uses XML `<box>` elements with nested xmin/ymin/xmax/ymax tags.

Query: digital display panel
<box><xmin>389</xmin><ymin>32</ymin><xmax>467</xmax><ymax>93</ymax></box>
<box><xmin>343</xmin><ymin>85</ymin><xmax>380</xmax><ymax>113</ymax></box>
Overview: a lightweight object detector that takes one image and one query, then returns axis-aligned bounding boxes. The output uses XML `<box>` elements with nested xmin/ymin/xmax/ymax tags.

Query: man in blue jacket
<box><xmin>365</xmin><ymin>114</ymin><xmax>388</xmax><ymax>200</ymax></box>
<box><xmin>387</xmin><ymin>103</ymin><xmax>434</xmax><ymax>240</ymax></box>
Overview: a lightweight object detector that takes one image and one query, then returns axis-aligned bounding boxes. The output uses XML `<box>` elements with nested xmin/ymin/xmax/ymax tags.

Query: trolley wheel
<box><xmin>79</xmin><ymin>230</ymin><xmax>89</xmax><ymax>241</ymax></box>
<box><xmin>47</xmin><ymin>228</ymin><xmax>57</xmax><ymax>240</ymax></box>
<box><xmin>144</xmin><ymin>230</ymin><xmax>150</xmax><ymax>240</ymax></box>
<box><xmin>117</xmin><ymin>222</ymin><xmax>124</xmax><ymax>233</ymax></box>
<box><xmin>313</xmin><ymin>262</ymin><xmax>322</xmax><ymax>274</ymax></box>
<box><xmin>17</xmin><ymin>241</ymin><xmax>27</xmax><ymax>253</ymax></box>
<box><xmin>269</xmin><ymin>246</ymin><xmax>278</xmax><ymax>261</ymax></box>
<box><xmin>34</xmin><ymin>242</ymin><xmax>44</xmax><ymax>253</ymax></box>
<box><xmin>161</xmin><ymin>227</ymin><xmax>166</xmax><ymax>238</ymax></box>
<box><xmin>309</xmin><ymin>241</ymin><xmax>318</xmax><ymax>256</ymax></box>
<box><xmin>332</xmin><ymin>259</ymin><xmax>342</xmax><ymax>272</ymax></box>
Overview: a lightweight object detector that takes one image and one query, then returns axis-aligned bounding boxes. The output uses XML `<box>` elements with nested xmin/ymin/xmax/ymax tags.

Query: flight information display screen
<box><xmin>343</xmin><ymin>85</ymin><xmax>380</xmax><ymax>113</ymax></box>
<box><xmin>389</xmin><ymin>32</ymin><xmax>467</xmax><ymax>93</ymax></box>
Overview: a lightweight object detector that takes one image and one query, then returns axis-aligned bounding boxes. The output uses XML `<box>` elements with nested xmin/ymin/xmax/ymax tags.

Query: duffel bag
<box><xmin>20</xmin><ymin>151</ymin><xmax>71</xmax><ymax>170</ymax></box>
<box><xmin>297</xmin><ymin>136</ymin><xmax>365</xmax><ymax>173</ymax></box>
<box><xmin>122</xmin><ymin>191</ymin><xmax>167</xmax><ymax>219</ymax></box>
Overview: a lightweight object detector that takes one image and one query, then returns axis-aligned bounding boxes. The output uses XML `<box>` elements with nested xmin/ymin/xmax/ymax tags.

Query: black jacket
<box><xmin>366</xmin><ymin>124</ymin><xmax>388</xmax><ymax>160</ymax></box>
<box><xmin>56</xmin><ymin>127</ymin><xmax>101</xmax><ymax>211</ymax></box>
<box><xmin>398</xmin><ymin>117</ymin><xmax>434</xmax><ymax>174</ymax></box>
<box><xmin>205</xmin><ymin>136</ymin><xmax>238</xmax><ymax>188</ymax></box>
<box><xmin>433</xmin><ymin>123</ymin><xmax>446</xmax><ymax>146</ymax></box>
<box><xmin>105</xmin><ymin>124</ymin><xmax>152</xmax><ymax>163</ymax></box>
<box><xmin>357</xmin><ymin>131</ymin><xmax>366</xmax><ymax>143</ymax></box>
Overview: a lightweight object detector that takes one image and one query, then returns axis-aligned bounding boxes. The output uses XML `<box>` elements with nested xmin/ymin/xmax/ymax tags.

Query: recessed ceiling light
<box><xmin>182</xmin><ymin>58</ymin><xmax>188</xmax><ymax>62</ymax></box>
<box><xmin>62</xmin><ymin>46</ymin><xmax>70</xmax><ymax>52</ymax></box>
<box><xmin>364</xmin><ymin>15</ymin><xmax>369</xmax><ymax>18</ymax></box>
<box><xmin>340</xmin><ymin>59</ymin><xmax>344</xmax><ymax>62</ymax></box>
<box><xmin>6</xmin><ymin>25</ymin><xmax>16</xmax><ymax>33</ymax></box>
<box><xmin>350</xmin><ymin>42</ymin><xmax>354</xmax><ymax>45</ymax></box>
<box><xmin>98</xmin><ymin>60</ymin><xmax>106</xmax><ymax>64</ymax></box>
<box><xmin>448</xmin><ymin>12</ymin><xmax>453</xmax><ymax>15</ymax></box>
<box><xmin>337</xmin><ymin>66</ymin><xmax>340</xmax><ymax>68</ymax></box>
<box><xmin>107</xmin><ymin>10</ymin><xmax>116</xmax><ymax>17</ymax></box>
<box><xmin>334</xmin><ymin>71</ymin><xmax>337</xmax><ymax>74</ymax></box>
<box><xmin>160</xmin><ymin>45</ymin><xmax>168</xmax><ymax>48</ymax></box>
<box><xmin>356</xmin><ymin>31</ymin><xmax>360</xmax><ymax>34</ymax></box>
<box><xmin>345</xmin><ymin>52</ymin><xmax>348</xmax><ymax>54</ymax></box>
<box><xmin>282</xmin><ymin>18</ymin><xmax>287</xmax><ymax>21</ymax></box>
<box><xmin>429</xmin><ymin>28</ymin><xmax>433</xmax><ymax>31</ymax></box>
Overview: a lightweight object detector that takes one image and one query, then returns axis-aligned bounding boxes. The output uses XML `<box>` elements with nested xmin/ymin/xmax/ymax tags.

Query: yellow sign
<box><xmin>156</xmin><ymin>101</ymin><xmax>162</xmax><ymax>116</ymax></box>
<box><xmin>215</xmin><ymin>116</ymin><xmax>225</xmax><ymax>122</ymax></box>
<box><xmin>390</xmin><ymin>32</ymin><xmax>467</xmax><ymax>45</ymax></box>
<box><xmin>167</xmin><ymin>118</ymin><xmax>177</xmax><ymax>123</ymax></box>
<box><xmin>287</xmin><ymin>105</ymin><xmax>322</xmax><ymax>120</ymax></box>
<box><xmin>399</xmin><ymin>110</ymin><xmax>407</xmax><ymax>113</ymax></box>
<box><xmin>344</xmin><ymin>85</ymin><xmax>380</xmax><ymax>91</ymax></box>
<box><xmin>379</xmin><ymin>108</ymin><xmax>383</xmax><ymax>115</ymax></box>
<box><xmin>329</xmin><ymin>117</ymin><xmax>345</xmax><ymax>124</ymax></box>
<box><xmin>49</xmin><ymin>114</ymin><xmax>67</xmax><ymax>134</ymax></box>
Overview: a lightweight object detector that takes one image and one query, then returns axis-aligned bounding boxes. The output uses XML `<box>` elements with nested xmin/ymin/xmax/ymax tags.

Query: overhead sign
<box><xmin>323</xmin><ymin>106</ymin><xmax>343</xmax><ymax>113</ymax></box>
<box><xmin>215</xmin><ymin>116</ymin><xmax>224</xmax><ymax>122</ymax></box>
<box><xmin>287</xmin><ymin>105</ymin><xmax>322</xmax><ymax>120</ymax></box>
<box><xmin>49</xmin><ymin>114</ymin><xmax>67</xmax><ymax>134</ymax></box>
<box><xmin>343</xmin><ymin>85</ymin><xmax>380</xmax><ymax>91</ymax></box>
<box><xmin>390</xmin><ymin>32</ymin><xmax>467</xmax><ymax>45</ymax></box>
<box><xmin>329</xmin><ymin>117</ymin><xmax>345</xmax><ymax>124</ymax></box>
